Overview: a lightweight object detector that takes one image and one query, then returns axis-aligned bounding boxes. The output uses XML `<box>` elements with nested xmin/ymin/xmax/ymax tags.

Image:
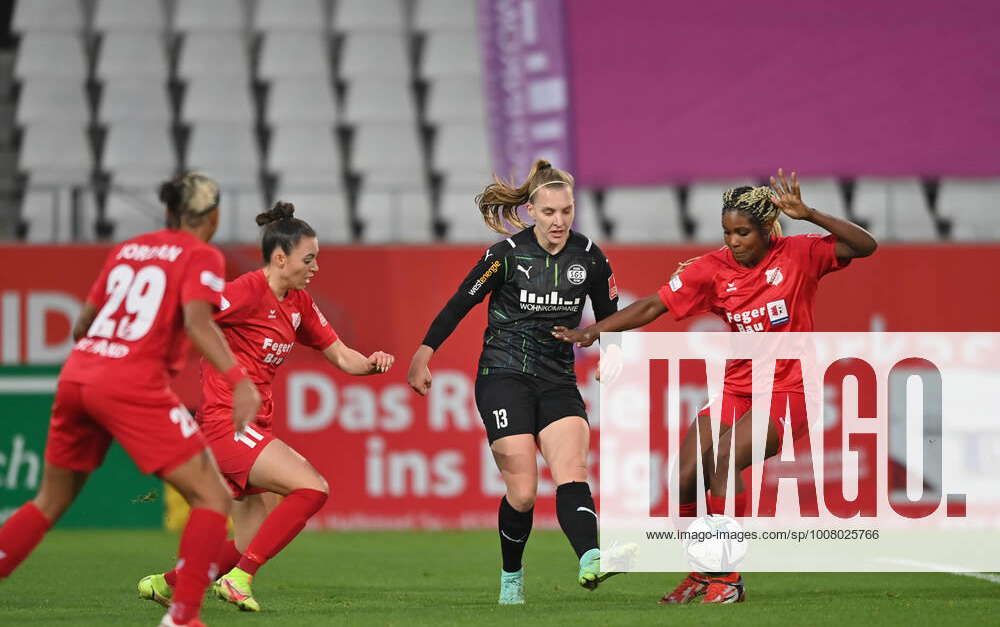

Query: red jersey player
<box><xmin>0</xmin><ymin>172</ymin><xmax>261</xmax><ymax>627</ymax></box>
<box><xmin>553</xmin><ymin>169</ymin><xmax>878</xmax><ymax>605</ymax></box>
<box><xmin>138</xmin><ymin>202</ymin><xmax>394</xmax><ymax>613</ymax></box>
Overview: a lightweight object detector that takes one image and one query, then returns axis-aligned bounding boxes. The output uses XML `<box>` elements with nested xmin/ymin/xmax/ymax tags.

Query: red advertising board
<box><xmin>2</xmin><ymin>243</ymin><xmax>998</xmax><ymax>527</ymax></box>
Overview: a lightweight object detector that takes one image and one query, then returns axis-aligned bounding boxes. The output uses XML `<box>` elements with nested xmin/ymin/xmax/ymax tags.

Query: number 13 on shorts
<box><xmin>493</xmin><ymin>409</ymin><xmax>508</xmax><ymax>429</ymax></box>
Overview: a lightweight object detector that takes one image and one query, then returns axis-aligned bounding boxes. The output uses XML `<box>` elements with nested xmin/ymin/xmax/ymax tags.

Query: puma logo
<box><xmin>517</xmin><ymin>264</ymin><xmax>532</xmax><ymax>280</ymax></box>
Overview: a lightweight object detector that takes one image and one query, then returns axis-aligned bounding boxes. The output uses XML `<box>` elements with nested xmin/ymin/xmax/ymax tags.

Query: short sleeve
<box><xmin>214</xmin><ymin>273</ymin><xmax>254</xmax><ymax>324</ymax></box>
<box><xmin>180</xmin><ymin>246</ymin><xmax>226</xmax><ymax>308</ymax></box>
<box><xmin>657</xmin><ymin>257</ymin><xmax>716</xmax><ymax>321</ymax></box>
<box><xmin>791</xmin><ymin>234</ymin><xmax>851</xmax><ymax>279</ymax></box>
<box><xmin>296</xmin><ymin>293</ymin><xmax>338</xmax><ymax>351</ymax></box>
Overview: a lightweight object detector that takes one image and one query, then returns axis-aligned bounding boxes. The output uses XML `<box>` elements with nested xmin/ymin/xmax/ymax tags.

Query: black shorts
<box><xmin>474</xmin><ymin>372</ymin><xmax>588</xmax><ymax>444</ymax></box>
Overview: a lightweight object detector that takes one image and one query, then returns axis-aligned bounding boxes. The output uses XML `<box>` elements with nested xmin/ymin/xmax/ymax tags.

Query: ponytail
<box><xmin>722</xmin><ymin>185</ymin><xmax>781</xmax><ymax>238</ymax></box>
<box><xmin>475</xmin><ymin>158</ymin><xmax>574</xmax><ymax>235</ymax></box>
<box><xmin>255</xmin><ymin>201</ymin><xmax>317</xmax><ymax>264</ymax></box>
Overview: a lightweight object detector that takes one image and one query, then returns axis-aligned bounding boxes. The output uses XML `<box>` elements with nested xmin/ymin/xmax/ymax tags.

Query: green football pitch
<box><xmin>1</xmin><ymin>529</ymin><xmax>995</xmax><ymax>626</ymax></box>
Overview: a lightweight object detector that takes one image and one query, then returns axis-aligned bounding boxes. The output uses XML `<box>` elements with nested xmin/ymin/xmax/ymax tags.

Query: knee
<box><xmin>310</xmin><ymin>473</ymin><xmax>329</xmax><ymax>496</ymax></box>
<box><xmin>184</xmin><ymin>475</ymin><xmax>233</xmax><ymax>516</ymax></box>
<box><xmin>506</xmin><ymin>486</ymin><xmax>536</xmax><ymax>512</ymax></box>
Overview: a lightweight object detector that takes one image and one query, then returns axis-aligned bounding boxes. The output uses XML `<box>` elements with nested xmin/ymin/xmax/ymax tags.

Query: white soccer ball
<box><xmin>683</xmin><ymin>515</ymin><xmax>749</xmax><ymax>572</ymax></box>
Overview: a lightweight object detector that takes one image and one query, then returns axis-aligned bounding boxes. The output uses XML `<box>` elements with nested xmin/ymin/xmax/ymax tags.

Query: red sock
<box><xmin>169</xmin><ymin>508</ymin><xmax>227</xmax><ymax>624</ymax></box>
<box><xmin>679</xmin><ymin>501</ymin><xmax>698</xmax><ymax>517</ymax></box>
<box><xmin>733</xmin><ymin>492</ymin><xmax>749</xmax><ymax>517</ymax></box>
<box><xmin>0</xmin><ymin>502</ymin><xmax>52</xmax><ymax>578</ymax></box>
<box><xmin>236</xmin><ymin>489</ymin><xmax>327</xmax><ymax>576</ymax></box>
<box><xmin>164</xmin><ymin>539</ymin><xmax>241</xmax><ymax>587</ymax></box>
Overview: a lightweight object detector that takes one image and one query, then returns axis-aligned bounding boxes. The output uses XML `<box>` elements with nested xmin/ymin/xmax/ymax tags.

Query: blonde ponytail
<box><xmin>475</xmin><ymin>158</ymin><xmax>574</xmax><ymax>235</ymax></box>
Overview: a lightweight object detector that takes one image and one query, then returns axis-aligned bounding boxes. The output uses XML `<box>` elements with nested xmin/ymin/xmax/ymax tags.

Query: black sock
<box><xmin>498</xmin><ymin>496</ymin><xmax>533</xmax><ymax>573</ymax></box>
<box><xmin>555</xmin><ymin>481</ymin><xmax>599</xmax><ymax>558</ymax></box>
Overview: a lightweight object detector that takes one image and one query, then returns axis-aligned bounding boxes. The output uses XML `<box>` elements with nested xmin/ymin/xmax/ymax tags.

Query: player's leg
<box><xmin>214</xmin><ymin>438</ymin><xmax>327</xmax><ymax>612</ymax></box>
<box><xmin>147</xmin><ymin>496</ymin><xmax>267</xmax><ymax>607</ymax></box>
<box><xmin>700</xmin><ymin>408</ymin><xmax>779</xmax><ymax>605</ymax></box>
<box><xmin>659</xmin><ymin>414</ymin><xmax>718</xmax><ymax>604</ymax></box>
<box><xmin>0</xmin><ymin>381</ymin><xmax>104</xmax><ymax>579</ymax></box>
<box><xmin>160</xmin><ymin>448</ymin><xmax>233</xmax><ymax>623</ymax></box>
<box><xmin>477</xmin><ymin>374</ymin><xmax>539</xmax><ymax>605</ymax></box>
<box><xmin>0</xmin><ymin>463</ymin><xmax>90</xmax><ymax>578</ymax></box>
<box><xmin>490</xmin><ymin>433</ymin><xmax>538</xmax><ymax>604</ymax></box>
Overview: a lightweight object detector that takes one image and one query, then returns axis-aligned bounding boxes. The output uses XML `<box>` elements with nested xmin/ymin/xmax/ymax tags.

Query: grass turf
<box><xmin>0</xmin><ymin>529</ymin><xmax>995</xmax><ymax>626</ymax></box>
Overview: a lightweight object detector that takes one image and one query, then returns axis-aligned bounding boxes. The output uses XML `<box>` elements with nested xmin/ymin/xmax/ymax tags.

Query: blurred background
<box><xmin>0</xmin><ymin>0</ymin><xmax>997</xmax><ymax>530</ymax></box>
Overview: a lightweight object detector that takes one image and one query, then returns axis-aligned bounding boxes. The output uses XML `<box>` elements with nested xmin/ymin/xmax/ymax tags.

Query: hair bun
<box><xmin>534</xmin><ymin>159</ymin><xmax>552</xmax><ymax>171</ymax></box>
<box><xmin>255</xmin><ymin>201</ymin><xmax>295</xmax><ymax>226</ymax></box>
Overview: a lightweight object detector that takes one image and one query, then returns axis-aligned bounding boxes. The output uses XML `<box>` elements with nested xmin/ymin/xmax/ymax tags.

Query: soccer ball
<box><xmin>683</xmin><ymin>515</ymin><xmax>749</xmax><ymax>572</ymax></box>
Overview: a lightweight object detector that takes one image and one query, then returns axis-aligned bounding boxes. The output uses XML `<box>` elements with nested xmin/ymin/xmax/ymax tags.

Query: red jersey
<box><xmin>657</xmin><ymin>234</ymin><xmax>849</xmax><ymax>392</ymax></box>
<box><xmin>198</xmin><ymin>270</ymin><xmax>338</xmax><ymax>437</ymax></box>
<box><xmin>61</xmin><ymin>229</ymin><xmax>225</xmax><ymax>392</ymax></box>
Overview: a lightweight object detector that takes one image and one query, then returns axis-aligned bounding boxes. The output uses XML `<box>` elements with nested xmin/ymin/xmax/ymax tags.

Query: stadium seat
<box><xmin>16</xmin><ymin>80</ymin><xmax>89</xmax><ymax>125</ymax></box>
<box><xmin>604</xmin><ymin>186</ymin><xmax>684</xmax><ymax>243</ymax></box>
<box><xmin>340</xmin><ymin>33</ymin><xmax>410</xmax><ymax>79</ymax></box>
<box><xmin>265</xmin><ymin>78</ymin><xmax>338</xmax><ymax>124</ymax></box>
<box><xmin>688</xmin><ymin>180</ymin><xmax>755</xmax><ymax>243</ymax></box>
<box><xmin>414</xmin><ymin>0</ymin><xmax>479</xmax><ymax>32</ymax></box>
<box><xmin>102</xmin><ymin>123</ymin><xmax>176</xmax><ymax>185</ymax></box>
<box><xmin>426</xmin><ymin>77</ymin><xmax>487</xmax><ymax>123</ymax></box>
<box><xmin>267</xmin><ymin>124</ymin><xmax>342</xmax><ymax>187</ymax></box>
<box><xmin>21</xmin><ymin>185</ymin><xmax>96</xmax><ymax>243</ymax></box>
<box><xmin>103</xmin><ymin>189</ymin><xmax>165</xmax><ymax>241</ymax></box>
<box><xmin>15</xmin><ymin>33</ymin><xmax>88</xmax><ymax>80</ymax></box>
<box><xmin>356</xmin><ymin>188</ymin><xmax>434</xmax><ymax>243</ymax></box>
<box><xmin>215</xmin><ymin>185</ymin><xmax>267</xmax><ymax>243</ymax></box>
<box><xmin>96</xmin><ymin>32</ymin><xmax>169</xmax><ymax>80</ymax></box>
<box><xmin>98</xmin><ymin>79</ymin><xmax>172</xmax><ymax>124</ymax></box>
<box><xmin>13</xmin><ymin>0</ymin><xmax>84</xmax><ymax>32</ymax></box>
<box><xmin>258</xmin><ymin>32</ymin><xmax>331</xmax><ymax>80</ymax></box>
<box><xmin>420</xmin><ymin>32</ymin><xmax>481</xmax><ymax>79</ymax></box>
<box><xmin>332</xmin><ymin>0</ymin><xmax>406</xmax><ymax>32</ymax></box>
<box><xmin>350</xmin><ymin>123</ymin><xmax>425</xmax><ymax>185</ymax></box>
<box><xmin>439</xmin><ymin>190</ymin><xmax>504</xmax><ymax>243</ymax></box>
<box><xmin>572</xmin><ymin>189</ymin><xmax>608</xmax><ymax>241</ymax></box>
<box><xmin>432</xmin><ymin>122</ymin><xmax>491</xmax><ymax>175</ymax></box>
<box><xmin>181</xmin><ymin>77</ymin><xmax>254</xmax><ymax>124</ymax></box>
<box><xmin>780</xmin><ymin>177</ymin><xmax>847</xmax><ymax>236</ymax></box>
<box><xmin>178</xmin><ymin>33</ymin><xmax>249</xmax><ymax>80</ymax></box>
<box><xmin>853</xmin><ymin>178</ymin><xmax>938</xmax><ymax>241</ymax></box>
<box><xmin>93</xmin><ymin>0</ymin><xmax>166</xmax><ymax>32</ymax></box>
<box><xmin>186</xmin><ymin>123</ymin><xmax>260</xmax><ymax>186</ymax></box>
<box><xmin>173</xmin><ymin>0</ymin><xmax>247</xmax><ymax>32</ymax></box>
<box><xmin>343</xmin><ymin>79</ymin><xmax>416</xmax><ymax>124</ymax></box>
<box><xmin>937</xmin><ymin>178</ymin><xmax>1000</xmax><ymax>241</ymax></box>
<box><xmin>254</xmin><ymin>0</ymin><xmax>326</xmax><ymax>31</ymax></box>
<box><xmin>273</xmin><ymin>187</ymin><xmax>353</xmax><ymax>244</ymax></box>
<box><xmin>18</xmin><ymin>123</ymin><xmax>93</xmax><ymax>184</ymax></box>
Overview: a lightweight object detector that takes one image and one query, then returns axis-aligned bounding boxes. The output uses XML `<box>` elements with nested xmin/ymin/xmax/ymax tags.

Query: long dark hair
<box><xmin>255</xmin><ymin>202</ymin><xmax>317</xmax><ymax>263</ymax></box>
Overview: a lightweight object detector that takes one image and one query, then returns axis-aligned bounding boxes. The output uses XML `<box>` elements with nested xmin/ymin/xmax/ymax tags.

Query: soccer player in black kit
<box><xmin>407</xmin><ymin>159</ymin><xmax>620</xmax><ymax>604</ymax></box>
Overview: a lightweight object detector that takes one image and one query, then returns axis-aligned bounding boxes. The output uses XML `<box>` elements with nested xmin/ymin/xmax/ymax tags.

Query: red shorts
<box><xmin>697</xmin><ymin>391</ymin><xmax>809</xmax><ymax>443</ymax></box>
<box><xmin>46</xmin><ymin>380</ymin><xmax>206</xmax><ymax>476</ymax></box>
<box><xmin>203</xmin><ymin>422</ymin><xmax>275</xmax><ymax>499</ymax></box>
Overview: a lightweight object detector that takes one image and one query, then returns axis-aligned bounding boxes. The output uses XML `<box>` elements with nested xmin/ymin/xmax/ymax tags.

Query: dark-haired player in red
<box><xmin>0</xmin><ymin>172</ymin><xmax>261</xmax><ymax>627</ymax></box>
<box><xmin>139</xmin><ymin>202</ymin><xmax>394</xmax><ymax>613</ymax></box>
<box><xmin>554</xmin><ymin>169</ymin><xmax>878</xmax><ymax>604</ymax></box>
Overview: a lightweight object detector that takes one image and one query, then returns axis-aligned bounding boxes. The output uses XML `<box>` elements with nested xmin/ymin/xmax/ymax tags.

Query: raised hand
<box><xmin>769</xmin><ymin>168</ymin><xmax>813</xmax><ymax>220</ymax></box>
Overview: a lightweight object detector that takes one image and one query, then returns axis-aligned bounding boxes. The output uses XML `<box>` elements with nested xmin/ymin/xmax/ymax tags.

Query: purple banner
<box><xmin>565</xmin><ymin>0</ymin><xmax>1000</xmax><ymax>185</ymax></box>
<box><xmin>478</xmin><ymin>0</ymin><xmax>573</xmax><ymax>180</ymax></box>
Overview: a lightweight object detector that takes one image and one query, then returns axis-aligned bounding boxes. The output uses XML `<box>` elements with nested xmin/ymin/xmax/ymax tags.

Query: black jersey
<box><xmin>423</xmin><ymin>227</ymin><xmax>619</xmax><ymax>383</ymax></box>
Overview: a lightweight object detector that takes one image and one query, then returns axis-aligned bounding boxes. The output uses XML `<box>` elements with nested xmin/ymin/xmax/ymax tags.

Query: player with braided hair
<box><xmin>553</xmin><ymin>168</ymin><xmax>877</xmax><ymax>604</ymax></box>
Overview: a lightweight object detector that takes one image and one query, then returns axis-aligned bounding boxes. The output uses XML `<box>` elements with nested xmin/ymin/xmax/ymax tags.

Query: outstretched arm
<box><xmin>322</xmin><ymin>339</ymin><xmax>394</xmax><ymax>375</ymax></box>
<box><xmin>553</xmin><ymin>294</ymin><xmax>667</xmax><ymax>347</ymax></box>
<box><xmin>770</xmin><ymin>168</ymin><xmax>878</xmax><ymax>260</ymax></box>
